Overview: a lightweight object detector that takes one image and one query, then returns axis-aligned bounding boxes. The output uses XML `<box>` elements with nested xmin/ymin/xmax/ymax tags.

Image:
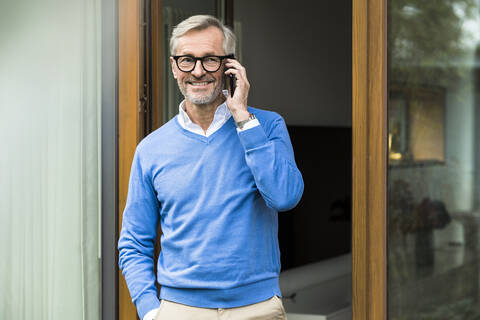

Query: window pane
<box><xmin>0</xmin><ymin>1</ymin><xmax>101</xmax><ymax>319</ymax></box>
<box><xmin>388</xmin><ymin>0</ymin><xmax>480</xmax><ymax>318</ymax></box>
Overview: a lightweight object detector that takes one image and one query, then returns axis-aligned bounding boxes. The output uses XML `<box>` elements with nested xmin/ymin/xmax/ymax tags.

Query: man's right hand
<box><xmin>143</xmin><ymin>307</ymin><xmax>159</xmax><ymax>320</ymax></box>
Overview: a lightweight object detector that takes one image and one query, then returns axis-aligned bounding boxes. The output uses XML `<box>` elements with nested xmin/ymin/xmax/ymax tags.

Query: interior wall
<box><xmin>234</xmin><ymin>0</ymin><xmax>352</xmax><ymax>127</ymax></box>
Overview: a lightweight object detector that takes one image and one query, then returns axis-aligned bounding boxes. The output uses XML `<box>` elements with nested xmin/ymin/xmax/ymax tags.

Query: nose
<box><xmin>191</xmin><ymin>59</ymin><xmax>206</xmax><ymax>78</ymax></box>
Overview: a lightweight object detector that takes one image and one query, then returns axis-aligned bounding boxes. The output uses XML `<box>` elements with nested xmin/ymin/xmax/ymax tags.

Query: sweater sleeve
<box><xmin>118</xmin><ymin>149</ymin><xmax>161</xmax><ymax>320</ymax></box>
<box><xmin>237</xmin><ymin>114</ymin><xmax>304</xmax><ymax>211</ymax></box>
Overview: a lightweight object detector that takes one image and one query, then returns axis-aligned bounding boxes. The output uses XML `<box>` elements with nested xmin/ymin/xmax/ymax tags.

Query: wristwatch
<box><xmin>235</xmin><ymin>113</ymin><xmax>256</xmax><ymax>129</ymax></box>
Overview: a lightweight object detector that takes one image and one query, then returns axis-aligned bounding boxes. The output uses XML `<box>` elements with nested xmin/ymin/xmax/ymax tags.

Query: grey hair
<box><xmin>170</xmin><ymin>15</ymin><xmax>236</xmax><ymax>56</ymax></box>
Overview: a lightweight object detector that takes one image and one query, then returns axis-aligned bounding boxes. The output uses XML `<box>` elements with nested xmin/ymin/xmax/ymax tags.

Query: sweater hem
<box><xmin>159</xmin><ymin>277</ymin><xmax>282</xmax><ymax>308</ymax></box>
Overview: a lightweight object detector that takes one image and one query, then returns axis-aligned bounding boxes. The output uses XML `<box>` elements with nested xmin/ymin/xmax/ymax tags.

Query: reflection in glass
<box><xmin>388</xmin><ymin>0</ymin><xmax>480</xmax><ymax>318</ymax></box>
<box><xmin>389</xmin><ymin>86</ymin><xmax>446</xmax><ymax>165</ymax></box>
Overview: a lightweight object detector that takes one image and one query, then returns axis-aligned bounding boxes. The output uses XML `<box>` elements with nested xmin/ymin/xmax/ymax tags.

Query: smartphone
<box><xmin>228</xmin><ymin>74</ymin><xmax>236</xmax><ymax>97</ymax></box>
<box><xmin>226</xmin><ymin>54</ymin><xmax>236</xmax><ymax>97</ymax></box>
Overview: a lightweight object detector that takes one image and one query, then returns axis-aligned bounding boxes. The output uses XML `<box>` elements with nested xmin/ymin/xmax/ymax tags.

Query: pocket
<box><xmin>273</xmin><ymin>296</ymin><xmax>287</xmax><ymax>316</ymax></box>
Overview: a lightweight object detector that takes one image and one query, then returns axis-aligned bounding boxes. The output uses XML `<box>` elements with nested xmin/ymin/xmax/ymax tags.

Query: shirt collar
<box><xmin>178</xmin><ymin>90</ymin><xmax>231</xmax><ymax>126</ymax></box>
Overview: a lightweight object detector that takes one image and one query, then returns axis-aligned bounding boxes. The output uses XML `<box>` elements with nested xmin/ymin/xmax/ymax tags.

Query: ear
<box><xmin>170</xmin><ymin>56</ymin><xmax>178</xmax><ymax>79</ymax></box>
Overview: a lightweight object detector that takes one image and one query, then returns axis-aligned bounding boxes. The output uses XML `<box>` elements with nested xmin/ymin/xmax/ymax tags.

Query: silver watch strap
<box><xmin>235</xmin><ymin>113</ymin><xmax>256</xmax><ymax>129</ymax></box>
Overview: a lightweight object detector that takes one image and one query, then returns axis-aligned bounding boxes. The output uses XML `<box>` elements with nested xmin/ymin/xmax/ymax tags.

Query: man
<box><xmin>118</xmin><ymin>15</ymin><xmax>304</xmax><ymax>320</ymax></box>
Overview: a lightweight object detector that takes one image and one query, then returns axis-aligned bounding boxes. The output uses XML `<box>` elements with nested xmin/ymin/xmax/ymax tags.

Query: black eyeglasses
<box><xmin>172</xmin><ymin>54</ymin><xmax>234</xmax><ymax>73</ymax></box>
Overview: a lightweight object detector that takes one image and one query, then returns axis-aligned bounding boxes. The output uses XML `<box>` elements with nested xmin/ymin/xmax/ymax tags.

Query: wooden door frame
<box><xmin>118</xmin><ymin>0</ymin><xmax>142</xmax><ymax>319</ymax></box>
<box><xmin>352</xmin><ymin>0</ymin><xmax>388</xmax><ymax>319</ymax></box>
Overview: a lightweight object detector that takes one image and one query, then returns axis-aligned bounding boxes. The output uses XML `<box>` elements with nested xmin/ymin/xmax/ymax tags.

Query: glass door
<box><xmin>387</xmin><ymin>0</ymin><xmax>480</xmax><ymax>318</ymax></box>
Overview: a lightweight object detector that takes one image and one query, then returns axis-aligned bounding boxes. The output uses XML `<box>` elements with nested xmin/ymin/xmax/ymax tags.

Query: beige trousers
<box><xmin>154</xmin><ymin>296</ymin><xmax>287</xmax><ymax>320</ymax></box>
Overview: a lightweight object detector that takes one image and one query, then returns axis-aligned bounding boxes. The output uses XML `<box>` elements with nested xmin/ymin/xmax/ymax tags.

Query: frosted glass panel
<box><xmin>0</xmin><ymin>0</ymin><xmax>101</xmax><ymax>319</ymax></box>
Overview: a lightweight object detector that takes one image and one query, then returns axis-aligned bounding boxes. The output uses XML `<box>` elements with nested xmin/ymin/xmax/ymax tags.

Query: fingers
<box><xmin>224</xmin><ymin>59</ymin><xmax>250</xmax><ymax>94</ymax></box>
<box><xmin>225</xmin><ymin>58</ymin><xmax>243</xmax><ymax>70</ymax></box>
<box><xmin>224</xmin><ymin>59</ymin><xmax>250</xmax><ymax>114</ymax></box>
<box><xmin>225</xmin><ymin>59</ymin><xmax>247</xmax><ymax>79</ymax></box>
<box><xmin>225</xmin><ymin>69</ymin><xmax>250</xmax><ymax>100</ymax></box>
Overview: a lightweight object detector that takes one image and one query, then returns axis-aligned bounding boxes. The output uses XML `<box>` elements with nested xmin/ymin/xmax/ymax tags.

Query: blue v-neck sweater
<box><xmin>118</xmin><ymin>107</ymin><xmax>304</xmax><ymax>319</ymax></box>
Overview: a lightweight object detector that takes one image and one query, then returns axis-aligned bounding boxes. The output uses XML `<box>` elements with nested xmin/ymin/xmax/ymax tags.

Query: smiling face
<box><xmin>171</xmin><ymin>26</ymin><xmax>226</xmax><ymax>106</ymax></box>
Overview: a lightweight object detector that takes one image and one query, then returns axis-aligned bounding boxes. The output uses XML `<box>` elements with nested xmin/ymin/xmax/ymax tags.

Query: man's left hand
<box><xmin>225</xmin><ymin>58</ymin><xmax>251</xmax><ymax>122</ymax></box>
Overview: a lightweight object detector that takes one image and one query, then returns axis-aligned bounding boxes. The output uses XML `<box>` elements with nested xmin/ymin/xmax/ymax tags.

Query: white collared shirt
<box><xmin>177</xmin><ymin>91</ymin><xmax>260</xmax><ymax>136</ymax></box>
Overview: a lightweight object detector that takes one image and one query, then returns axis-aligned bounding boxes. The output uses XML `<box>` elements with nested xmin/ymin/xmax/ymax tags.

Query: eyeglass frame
<box><xmin>172</xmin><ymin>54</ymin><xmax>234</xmax><ymax>73</ymax></box>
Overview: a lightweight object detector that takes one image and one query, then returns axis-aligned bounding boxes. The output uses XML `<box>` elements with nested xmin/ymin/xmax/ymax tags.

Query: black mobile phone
<box><xmin>228</xmin><ymin>74</ymin><xmax>236</xmax><ymax>97</ymax></box>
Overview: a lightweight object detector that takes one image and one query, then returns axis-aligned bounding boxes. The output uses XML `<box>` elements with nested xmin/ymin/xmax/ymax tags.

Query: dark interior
<box><xmin>279</xmin><ymin>126</ymin><xmax>352</xmax><ymax>270</ymax></box>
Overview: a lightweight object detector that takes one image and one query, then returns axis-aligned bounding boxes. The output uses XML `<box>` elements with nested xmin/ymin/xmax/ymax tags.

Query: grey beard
<box><xmin>178</xmin><ymin>76</ymin><xmax>224</xmax><ymax>105</ymax></box>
